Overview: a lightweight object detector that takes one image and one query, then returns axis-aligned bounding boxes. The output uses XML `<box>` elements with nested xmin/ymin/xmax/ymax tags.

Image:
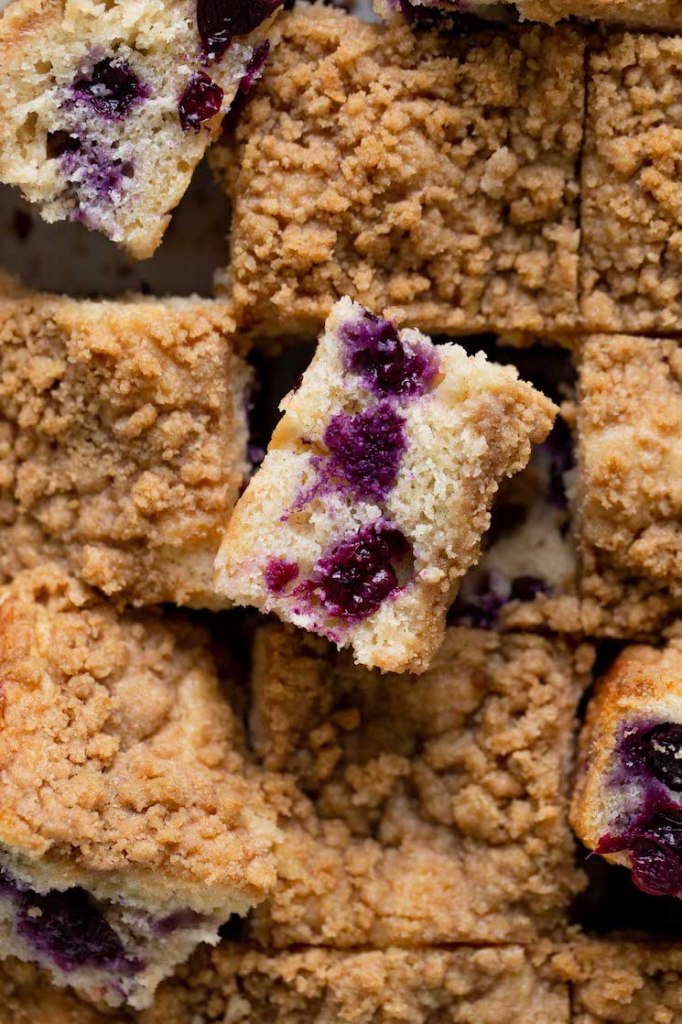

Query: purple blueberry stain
<box><xmin>593</xmin><ymin>720</ymin><xmax>682</xmax><ymax>897</ymax></box>
<box><xmin>265</xmin><ymin>557</ymin><xmax>299</xmax><ymax>594</ymax></box>
<box><xmin>197</xmin><ymin>0</ymin><xmax>283</xmax><ymax>62</ymax></box>
<box><xmin>71</xmin><ymin>57</ymin><xmax>149</xmax><ymax>120</ymax></box>
<box><xmin>340</xmin><ymin>310</ymin><xmax>439</xmax><ymax>398</ymax></box>
<box><xmin>307</xmin><ymin>521</ymin><xmax>412</xmax><ymax>621</ymax></box>
<box><xmin>15</xmin><ymin>887</ymin><xmax>140</xmax><ymax>974</ymax></box>
<box><xmin>323</xmin><ymin>402</ymin><xmax>406</xmax><ymax>503</ymax></box>
<box><xmin>179</xmin><ymin>71</ymin><xmax>224</xmax><ymax>132</ymax></box>
<box><xmin>58</xmin><ymin>136</ymin><xmax>132</xmax><ymax>227</ymax></box>
<box><xmin>240</xmin><ymin>41</ymin><xmax>270</xmax><ymax>93</ymax></box>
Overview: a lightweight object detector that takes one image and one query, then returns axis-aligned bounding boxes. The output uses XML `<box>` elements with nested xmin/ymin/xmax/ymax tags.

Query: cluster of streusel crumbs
<box><xmin>6</xmin><ymin>0</ymin><xmax>682</xmax><ymax>1019</ymax></box>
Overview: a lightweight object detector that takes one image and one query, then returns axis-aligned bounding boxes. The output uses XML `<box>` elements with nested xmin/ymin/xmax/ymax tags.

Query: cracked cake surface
<box><xmin>576</xmin><ymin>335</ymin><xmax>682</xmax><ymax>637</ymax></box>
<box><xmin>0</xmin><ymin>565</ymin><xmax>279</xmax><ymax>1008</ymax></box>
<box><xmin>0</xmin><ymin>292</ymin><xmax>250</xmax><ymax>607</ymax></box>
<box><xmin>247</xmin><ymin>622</ymin><xmax>592</xmax><ymax>947</ymax></box>
<box><xmin>214</xmin><ymin>297</ymin><xmax>555</xmax><ymax>673</ymax></box>
<box><xmin>0</xmin><ymin>0</ymin><xmax>279</xmax><ymax>257</ymax></box>
<box><xmin>210</xmin><ymin>6</ymin><xmax>585</xmax><ymax>336</ymax></box>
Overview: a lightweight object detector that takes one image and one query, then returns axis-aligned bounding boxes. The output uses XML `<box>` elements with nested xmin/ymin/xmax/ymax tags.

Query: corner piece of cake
<box><xmin>572</xmin><ymin>636</ymin><xmax>682</xmax><ymax>900</ymax></box>
<box><xmin>0</xmin><ymin>565</ymin><xmax>279</xmax><ymax>1009</ymax></box>
<box><xmin>0</xmin><ymin>0</ymin><xmax>280</xmax><ymax>257</ymax></box>
<box><xmin>214</xmin><ymin>298</ymin><xmax>556</xmax><ymax>673</ymax></box>
<box><xmin>248</xmin><ymin>622</ymin><xmax>592</xmax><ymax>947</ymax></box>
<box><xmin>0</xmin><ymin>292</ymin><xmax>251</xmax><ymax>606</ymax></box>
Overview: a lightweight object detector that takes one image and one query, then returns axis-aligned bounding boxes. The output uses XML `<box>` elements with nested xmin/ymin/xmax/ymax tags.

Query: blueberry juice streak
<box><xmin>598</xmin><ymin>722</ymin><xmax>682</xmax><ymax>896</ymax></box>
<box><xmin>306</xmin><ymin>521</ymin><xmax>412</xmax><ymax>621</ymax></box>
<box><xmin>340</xmin><ymin>310</ymin><xmax>439</xmax><ymax>398</ymax></box>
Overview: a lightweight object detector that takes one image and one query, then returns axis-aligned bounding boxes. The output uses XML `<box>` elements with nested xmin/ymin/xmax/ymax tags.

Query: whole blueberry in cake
<box><xmin>214</xmin><ymin>297</ymin><xmax>556</xmax><ymax>673</ymax></box>
<box><xmin>0</xmin><ymin>0</ymin><xmax>281</xmax><ymax>257</ymax></box>
<box><xmin>572</xmin><ymin>638</ymin><xmax>682</xmax><ymax>898</ymax></box>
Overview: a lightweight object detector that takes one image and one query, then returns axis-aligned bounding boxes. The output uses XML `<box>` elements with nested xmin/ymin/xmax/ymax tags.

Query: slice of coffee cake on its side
<box><xmin>215</xmin><ymin>298</ymin><xmax>555</xmax><ymax>673</ymax></box>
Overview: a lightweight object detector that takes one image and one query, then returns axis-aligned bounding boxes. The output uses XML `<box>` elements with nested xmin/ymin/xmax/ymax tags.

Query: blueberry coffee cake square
<box><xmin>576</xmin><ymin>335</ymin><xmax>682</xmax><ymax>638</ymax></box>
<box><xmin>0</xmin><ymin>0</ymin><xmax>279</xmax><ymax>258</ymax></box>
<box><xmin>581</xmin><ymin>34</ymin><xmax>682</xmax><ymax>333</ymax></box>
<box><xmin>571</xmin><ymin>635</ymin><xmax>682</xmax><ymax>900</ymax></box>
<box><xmin>0</xmin><ymin>293</ymin><xmax>251</xmax><ymax>606</ymax></box>
<box><xmin>554</xmin><ymin>939</ymin><xmax>682</xmax><ymax>1022</ymax></box>
<box><xmin>0</xmin><ymin>565</ymin><xmax>279</xmax><ymax>1009</ymax></box>
<box><xmin>248</xmin><ymin>622</ymin><xmax>592</xmax><ymax>947</ymax></box>
<box><xmin>214</xmin><ymin>298</ymin><xmax>555</xmax><ymax>673</ymax></box>
<box><xmin>210</xmin><ymin>6</ymin><xmax>585</xmax><ymax>336</ymax></box>
<box><xmin>140</xmin><ymin>944</ymin><xmax>569</xmax><ymax>1024</ymax></box>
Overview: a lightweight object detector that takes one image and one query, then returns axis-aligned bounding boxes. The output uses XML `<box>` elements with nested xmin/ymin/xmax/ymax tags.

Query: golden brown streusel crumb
<box><xmin>210</xmin><ymin>6</ymin><xmax>585</xmax><ymax>337</ymax></box>
<box><xmin>0</xmin><ymin>565</ymin><xmax>278</xmax><ymax>906</ymax></box>
<box><xmin>0</xmin><ymin>958</ymin><xmax>128</xmax><ymax>1023</ymax></box>
<box><xmin>576</xmin><ymin>335</ymin><xmax>682</xmax><ymax>637</ymax></box>
<box><xmin>554</xmin><ymin>939</ymin><xmax>682</xmax><ymax>1023</ymax></box>
<box><xmin>139</xmin><ymin>943</ymin><xmax>569</xmax><ymax>1024</ymax></box>
<box><xmin>0</xmin><ymin>293</ymin><xmax>250</xmax><ymax>606</ymax></box>
<box><xmin>581</xmin><ymin>34</ymin><xmax>682</xmax><ymax>333</ymax></box>
<box><xmin>248</xmin><ymin>623</ymin><xmax>593</xmax><ymax>947</ymax></box>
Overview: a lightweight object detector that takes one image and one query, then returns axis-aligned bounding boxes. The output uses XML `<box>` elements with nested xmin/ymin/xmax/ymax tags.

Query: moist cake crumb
<box><xmin>214</xmin><ymin>297</ymin><xmax>555</xmax><ymax>673</ymax></box>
